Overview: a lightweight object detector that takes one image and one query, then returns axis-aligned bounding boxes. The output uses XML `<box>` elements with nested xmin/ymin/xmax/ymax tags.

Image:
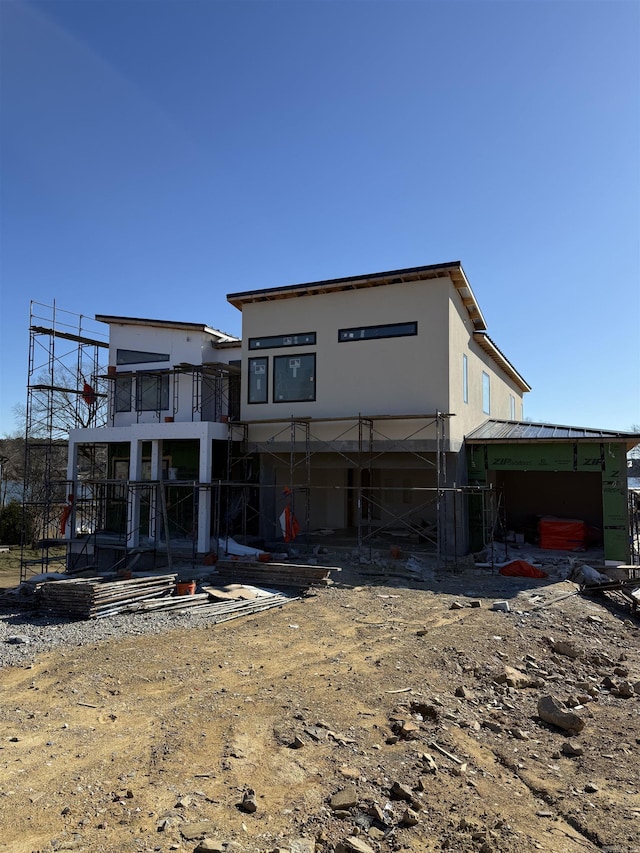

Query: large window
<box><xmin>115</xmin><ymin>376</ymin><xmax>132</xmax><ymax>412</ymax></box>
<box><xmin>273</xmin><ymin>353</ymin><xmax>316</xmax><ymax>402</ymax></box>
<box><xmin>249</xmin><ymin>332</ymin><xmax>316</xmax><ymax>350</ymax></box>
<box><xmin>338</xmin><ymin>321</ymin><xmax>417</xmax><ymax>342</ymax></box>
<box><xmin>117</xmin><ymin>349</ymin><xmax>170</xmax><ymax>365</ymax></box>
<box><xmin>248</xmin><ymin>357</ymin><xmax>268</xmax><ymax>404</ymax></box>
<box><xmin>482</xmin><ymin>372</ymin><xmax>491</xmax><ymax>415</ymax></box>
<box><xmin>136</xmin><ymin>373</ymin><xmax>169</xmax><ymax>411</ymax></box>
<box><xmin>462</xmin><ymin>355</ymin><xmax>468</xmax><ymax>404</ymax></box>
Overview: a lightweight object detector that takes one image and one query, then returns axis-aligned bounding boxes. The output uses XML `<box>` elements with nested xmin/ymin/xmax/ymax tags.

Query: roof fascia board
<box><xmin>95</xmin><ymin>315</ymin><xmax>239</xmax><ymax>342</ymax></box>
<box><xmin>227</xmin><ymin>260</ymin><xmax>488</xmax><ymax>332</ymax></box>
<box><xmin>473</xmin><ymin>332</ymin><xmax>531</xmax><ymax>393</ymax></box>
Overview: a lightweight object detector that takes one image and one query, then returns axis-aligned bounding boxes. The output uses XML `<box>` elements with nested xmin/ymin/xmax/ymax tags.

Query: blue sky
<box><xmin>1</xmin><ymin>0</ymin><xmax>638</xmax><ymax>435</ymax></box>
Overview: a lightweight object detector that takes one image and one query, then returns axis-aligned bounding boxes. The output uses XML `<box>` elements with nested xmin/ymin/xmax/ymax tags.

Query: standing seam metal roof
<box><xmin>465</xmin><ymin>419</ymin><xmax>640</xmax><ymax>443</ymax></box>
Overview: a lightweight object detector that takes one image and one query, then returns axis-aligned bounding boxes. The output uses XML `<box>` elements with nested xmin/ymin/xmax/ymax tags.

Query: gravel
<box><xmin>0</xmin><ymin>587</ymin><xmax>221</xmax><ymax>670</ymax></box>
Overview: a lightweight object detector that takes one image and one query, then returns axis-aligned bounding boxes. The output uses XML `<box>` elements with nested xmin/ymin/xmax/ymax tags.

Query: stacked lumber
<box><xmin>135</xmin><ymin>590</ymin><xmax>297</xmax><ymax>621</ymax></box>
<box><xmin>213</xmin><ymin>559</ymin><xmax>340</xmax><ymax>589</ymax></box>
<box><xmin>39</xmin><ymin>574</ymin><xmax>177</xmax><ymax>619</ymax></box>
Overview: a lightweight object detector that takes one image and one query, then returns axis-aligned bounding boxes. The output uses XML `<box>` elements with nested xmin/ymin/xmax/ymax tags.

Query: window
<box><xmin>273</xmin><ymin>353</ymin><xmax>316</xmax><ymax>402</ymax></box>
<box><xmin>482</xmin><ymin>372</ymin><xmax>491</xmax><ymax>415</ymax></box>
<box><xmin>115</xmin><ymin>375</ymin><xmax>132</xmax><ymax>412</ymax></box>
<box><xmin>338</xmin><ymin>321</ymin><xmax>417</xmax><ymax>342</ymax></box>
<box><xmin>249</xmin><ymin>332</ymin><xmax>316</xmax><ymax>350</ymax></box>
<box><xmin>248</xmin><ymin>357</ymin><xmax>268</xmax><ymax>404</ymax></box>
<box><xmin>510</xmin><ymin>394</ymin><xmax>516</xmax><ymax>420</ymax></box>
<box><xmin>462</xmin><ymin>355</ymin><xmax>468</xmax><ymax>404</ymax></box>
<box><xmin>117</xmin><ymin>349</ymin><xmax>170</xmax><ymax>365</ymax></box>
<box><xmin>136</xmin><ymin>373</ymin><xmax>169</xmax><ymax>411</ymax></box>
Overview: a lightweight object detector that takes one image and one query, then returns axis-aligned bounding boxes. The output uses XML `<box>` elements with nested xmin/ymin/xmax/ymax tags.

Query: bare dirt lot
<box><xmin>1</xmin><ymin>559</ymin><xmax>639</xmax><ymax>853</ymax></box>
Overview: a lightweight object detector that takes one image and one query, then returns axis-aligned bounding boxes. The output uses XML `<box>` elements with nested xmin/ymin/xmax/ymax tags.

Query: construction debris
<box><xmin>213</xmin><ymin>559</ymin><xmax>340</xmax><ymax>589</ymax></box>
<box><xmin>38</xmin><ymin>574</ymin><xmax>178</xmax><ymax>619</ymax></box>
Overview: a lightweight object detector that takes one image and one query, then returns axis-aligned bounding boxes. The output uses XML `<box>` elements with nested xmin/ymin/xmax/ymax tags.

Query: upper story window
<box><xmin>115</xmin><ymin>376</ymin><xmax>132</xmax><ymax>412</ymax></box>
<box><xmin>136</xmin><ymin>373</ymin><xmax>169</xmax><ymax>411</ymax></box>
<box><xmin>462</xmin><ymin>354</ymin><xmax>468</xmax><ymax>404</ymax></box>
<box><xmin>482</xmin><ymin>372</ymin><xmax>491</xmax><ymax>415</ymax></box>
<box><xmin>338</xmin><ymin>321</ymin><xmax>417</xmax><ymax>342</ymax></box>
<box><xmin>116</xmin><ymin>349</ymin><xmax>170</xmax><ymax>365</ymax></box>
<box><xmin>248</xmin><ymin>357</ymin><xmax>268</xmax><ymax>404</ymax></box>
<box><xmin>510</xmin><ymin>394</ymin><xmax>516</xmax><ymax>419</ymax></box>
<box><xmin>274</xmin><ymin>353</ymin><xmax>316</xmax><ymax>402</ymax></box>
<box><xmin>249</xmin><ymin>332</ymin><xmax>316</xmax><ymax>350</ymax></box>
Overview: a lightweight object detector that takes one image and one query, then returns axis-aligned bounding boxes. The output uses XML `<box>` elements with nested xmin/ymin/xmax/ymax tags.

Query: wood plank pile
<box><xmin>38</xmin><ymin>574</ymin><xmax>178</xmax><ymax>619</ymax></box>
<box><xmin>213</xmin><ymin>559</ymin><xmax>340</xmax><ymax>589</ymax></box>
<box><xmin>134</xmin><ymin>590</ymin><xmax>297</xmax><ymax>622</ymax></box>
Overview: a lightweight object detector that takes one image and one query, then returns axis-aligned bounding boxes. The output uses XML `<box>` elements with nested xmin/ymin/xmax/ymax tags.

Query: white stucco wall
<box><xmin>105</xmin><ymin>324</ymin><xmax>238</xmax><ymax>426</ymax></box>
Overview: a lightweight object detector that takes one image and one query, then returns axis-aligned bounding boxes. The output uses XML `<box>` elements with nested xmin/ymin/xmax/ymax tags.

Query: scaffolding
<box><xmin>220</xmin><ymin>413</ymin><xmax>493</xmax><ymax>568</ymax></box>
<box><xmin>20</xmin><ymin>301</ymin><xmax>109</xmax><ymax>580</ymax></box>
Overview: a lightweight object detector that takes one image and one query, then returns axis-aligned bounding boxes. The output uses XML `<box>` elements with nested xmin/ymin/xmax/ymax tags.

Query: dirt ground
<box><xmin>0</xmin><ymin>557</ymin><xmax>639</xmax><ymax>853</ymax></box>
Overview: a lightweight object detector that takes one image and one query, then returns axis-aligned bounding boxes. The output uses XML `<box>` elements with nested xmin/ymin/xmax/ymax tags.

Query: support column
<box><xmin>127</xmin><ymin>440</ymin><xmax>143</xmax><ymax>548</ymax></box>
<box><xmin>148</xmin><ymin>440</ymin><xmax>162</xmax><ymax>543</ymax></box>
<box><xmin>65</xmin><ymin>438</ymin><xmax>80</xmax><ymax>542</ymax></box>
<box><xmin>197</xmin><ymin>437</ymin><xmax>212</xmax><ymax>553</ymax></box>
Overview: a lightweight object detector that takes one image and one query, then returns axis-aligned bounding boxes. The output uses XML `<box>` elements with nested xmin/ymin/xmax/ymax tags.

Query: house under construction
<box><xmin>20</xmin><ymin>263</ymin><xmax>640</xmax><ymax>579</ymax></box>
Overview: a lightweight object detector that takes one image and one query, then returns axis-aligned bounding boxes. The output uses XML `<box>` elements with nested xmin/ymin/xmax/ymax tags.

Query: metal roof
<box><xmin>466</xmin><ymin>419</ymin><xmax>640</xmax><ymax>448</ymax></box>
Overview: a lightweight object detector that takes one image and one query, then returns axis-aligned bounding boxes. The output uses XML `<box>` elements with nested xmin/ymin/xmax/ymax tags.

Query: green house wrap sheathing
<box><xmin>466</xmin><ymin>442</ymin><xmax>630</xmax><ymax>562</ymax></box>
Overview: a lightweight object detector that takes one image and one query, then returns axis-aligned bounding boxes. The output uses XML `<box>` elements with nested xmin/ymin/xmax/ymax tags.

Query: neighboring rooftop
<box><xmin>227</xmin><ymin>261</ymin><xmax>488</xmax><ymax>331</ymax></box>
<box><xmin>466</xmin><ymin>419</ymin><xmax>640</xmax><ymax>449</ymax></box>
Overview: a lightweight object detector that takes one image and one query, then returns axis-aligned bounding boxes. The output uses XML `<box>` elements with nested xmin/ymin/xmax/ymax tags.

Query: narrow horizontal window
<box><xmin>117</xmin><ymin>349</ymin><xmax>170</xmax><ymax>365</ymax></box>
<box><xmin>248</xmin><ymin>357</ymin><xmax>268</xmax><ymax>404</ymax></box>
<box><xmin>338</xmin><ymin>322</ymin><xmax>417</xmax><ymax>342</ymax></box>
<box><xmin>249</xmin><ymin>332</ymin><xmax>316</xmax><ymax>350</ymax></box>
<box><xmin>274</xmin><ymin>353</ymin><xmax>316</xmax><ymax>403</ymax></box>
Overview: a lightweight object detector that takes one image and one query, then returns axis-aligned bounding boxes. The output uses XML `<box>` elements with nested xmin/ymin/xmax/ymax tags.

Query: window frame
<box><xmin>116</xmin><ymin>349</ymin><xmax>170</xmax><ymax>365</ymax></box>
<box><xmin>114</xmin><ymin>375</ymin><xmax>132</xmax><ymax>413</ymax></box>
<box><xmin>135</xmin><ymin>372</ymin><xmax>169</xmax><ymax>412</ymax></box>
<box><xmin>248</xmin><ymin>332</ymin><xmax>316</xmax><ymax>351</ymax></box>
<box><xmin>273</xmin><ymin>353</ymin><xmax>316</xmax><ymax>403</ymax></box>
<box><xmin>509</xmin><ymin>394</ymin><xmax>516</xmax><ymax>420</ymax></box>
<box><xmin>462</xmin><ymin>354</ymin><xmax>468</xmax><ymax>404</ymax></box>
<box><xmin>338</xmin><ymin>321</ymin><xmax>417</xmax><ymax>343</ymax></box>
<box><xmin>482</xmin><ymin>371</ymin><xmax>491</xmax><ymax>415</ymax></box>
<box><xmin>248</xmin><ymin>356</ymin><xmax>269</xmax><ymax>404</ymax></box>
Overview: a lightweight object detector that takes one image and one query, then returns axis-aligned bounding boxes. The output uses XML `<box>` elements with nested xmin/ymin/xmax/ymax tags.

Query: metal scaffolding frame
<box><xmin>220</xmin><ymin>412</ymin><xmax>488</xmax><ymax>568</ymax></box>
<box><xmin>103</xmin><ymin>361</ymin><xmax>240</xmax><ymax>425</ymax></box>
<box><xmin>20</xmin><ymin>302</ymin><xmax>109</xmax><ymax>580</ymax></box>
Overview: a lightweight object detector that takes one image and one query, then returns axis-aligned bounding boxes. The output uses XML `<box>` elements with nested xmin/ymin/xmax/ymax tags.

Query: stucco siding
<box><xmin>239</xmin><ymin>277</ymin><xmax>451</xmax><ymax>424</ymax></box>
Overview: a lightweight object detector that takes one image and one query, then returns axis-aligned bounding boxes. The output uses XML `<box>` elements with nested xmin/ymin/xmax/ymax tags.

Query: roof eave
<box><xmin>473</xmin><ymin>332</ymin><xmax>531</xmax><ymax>393</ymax></box>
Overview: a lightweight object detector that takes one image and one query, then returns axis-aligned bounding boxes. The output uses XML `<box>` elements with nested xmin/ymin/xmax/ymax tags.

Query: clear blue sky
<box><xmin>1</xmin><ymin>0</ymin><xmax>639</xmax><ymax>435</ymax></box>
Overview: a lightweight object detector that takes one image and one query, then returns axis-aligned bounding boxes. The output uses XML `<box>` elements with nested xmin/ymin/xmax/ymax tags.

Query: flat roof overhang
<box><xmin>227</xmin><ymin>261</ymin><xmax>488</xmax><ymax>332</ymax></box>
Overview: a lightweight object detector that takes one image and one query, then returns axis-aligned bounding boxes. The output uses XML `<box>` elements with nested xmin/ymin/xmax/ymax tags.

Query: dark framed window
<box><xmin>136</xmin><ymin>373</ymin><xmax>169</xmax><ymax>411</ymax></box>
<box><xmin>115</xmin><ymin>375</ymin><xmax>132</xmax><ymax>412</ymax></box>
<box><xmin>248</xmin><ymin>357</ymin><xmax>268</xmax><ymax>404</ymax></box>
<box><xmin>338</xmin><ymin>321</ymin><xmax>417</xmax><ymax>342</ymax></box>
<box><xmin>117</xmin><ymin>349</ymin><xmax>170</xmax><ymax>365</ymax></box>
<box><xmin>273</xmin><ymin>353</ymin><xmax>316</xmax><ymax>402</ymax></box>
<box><xmin>249</xmin><ymin>332</ymin><xmax>316</xmax><ymax>350</ymax></box>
